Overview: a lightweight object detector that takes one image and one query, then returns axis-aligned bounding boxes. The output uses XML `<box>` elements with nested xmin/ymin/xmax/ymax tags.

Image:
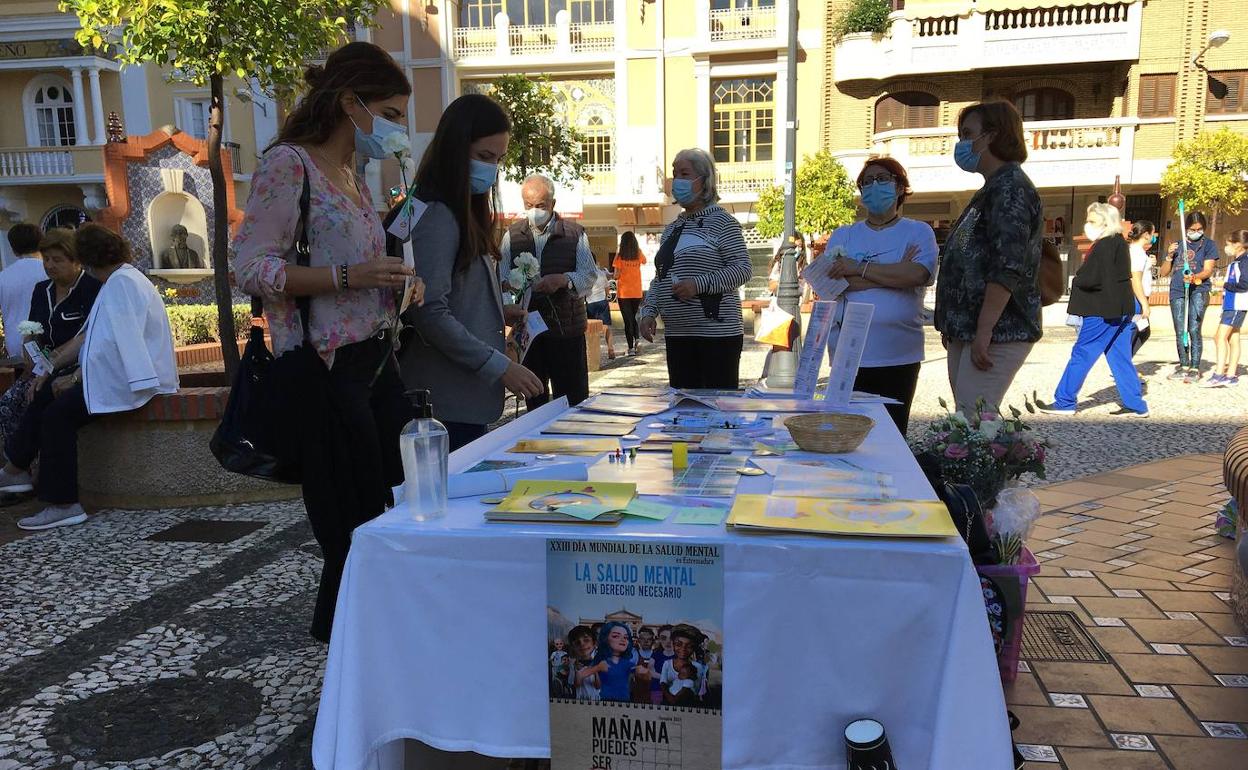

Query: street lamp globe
<box><xmin>1208</xmin><ymin>30</ymin><xmax>1231</xmax><ymax>47</ymax></box>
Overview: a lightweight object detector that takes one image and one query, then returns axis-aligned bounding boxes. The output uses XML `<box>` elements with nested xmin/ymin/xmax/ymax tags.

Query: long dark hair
<box><xmin>272</xmin><ymin>42</ymin><xmax>410</xmax><ymax>149</ymax></box>
<box><xmin>415</xmin><ymin>93</ymin><xmax>511</xmax><ymax>272</ymax></box>
<box><xmin>617</xmin><ymin>231</ymin><xmax>640</xmax><ymax>261</ymax></box>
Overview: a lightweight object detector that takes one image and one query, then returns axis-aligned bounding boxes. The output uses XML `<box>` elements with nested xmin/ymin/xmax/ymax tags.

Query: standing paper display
<box><xmin>824</xmin><ymin>302</ymin><xmax>874</xmax><ymax>407</ymax></box>
<box><xmin>547</xmin><ymin>538</ymin><xmax>723</xmax><ymax>770</ymax></box>
<box><xmin>793</xmin><ymin>300</ymin><xmax>837</xmax><ymax>398</ymax></box>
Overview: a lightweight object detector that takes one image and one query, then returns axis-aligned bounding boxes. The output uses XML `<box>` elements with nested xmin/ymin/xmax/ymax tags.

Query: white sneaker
<box><xmin>0</xmin><ymin>468</ymin><xmax>33</xmax><ymax>494</ymax></box>
<box><xmin>18</xmin><ymin>503</ymin><xmax>87</xmax><ymax>531</ymax></box>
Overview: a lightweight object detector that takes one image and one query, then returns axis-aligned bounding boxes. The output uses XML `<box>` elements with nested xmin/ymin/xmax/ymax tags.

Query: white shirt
<box><xmin>588</xmin><ymin>268</ymin><xmax>609</xmax><ymax>304</ymax></box>
<box><xmin>0</xmin><ymin>256</ymin><xmax>48</xmax><ymax>358</ymax></box>
<box><xmin>1129</xmin><ymin>242</ymin><xmax>1154</xmax><ymax>298</ymax></box>
<box><xmin>824</xmin><ymin>218</ymin><xmax>939</xmax><ymax>367</ymax></box>
<box><xmin>81</xmin><ymin>264</ymin><xmax>178</xmax><ymax>414</ymax></box>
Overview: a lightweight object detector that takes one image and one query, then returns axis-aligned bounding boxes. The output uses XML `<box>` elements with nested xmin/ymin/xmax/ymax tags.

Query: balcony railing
<box><xmin>984</xmin><ymin>2</ymin><xmax>1131</xmax><ymax>31</ymax></box>
<box><xmin>718</xmin><ymin>161</ymin><xmax>776</xmax><ymax>195</ymax></box>
<box><xmin>453</xmin><ymin>12</ymin><xmax>615</xmax><ymax>59</ymax></box>
<box><xmin>0</xmin><ymin>145</ymin><xmax>104</xmax><ymax>182</ymax></box>
<box><xmin>583</xmin><ymin>165</ymin><xmax>615</xmax><ymax>196</ymax></box>
<box><xmin>709</xmin><ymin>7</ymin><xmax>777</xmax><ymax>42</ymax></box>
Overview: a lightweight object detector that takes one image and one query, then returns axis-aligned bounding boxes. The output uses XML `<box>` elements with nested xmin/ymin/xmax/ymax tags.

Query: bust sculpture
<box><xmin>160</xmin><ymin>224</ymin><xmax>203</xmax><ymax>269</ymax></box>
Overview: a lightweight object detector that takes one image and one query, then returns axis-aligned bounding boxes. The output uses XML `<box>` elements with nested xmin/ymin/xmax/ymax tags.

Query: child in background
<box><xmin>549</xmin><ymin>638</ymin><xmax>569</xmax><ymax>697</ymax></box>
<box><xmin>660</xmin><ymin>624</ymin><xmax>707</xmax><ymax>706</ymax></box>
<box><xmin>1205</xmin><ymin>230</ymin><xmax>1248</xmax><ymax>387</ymax></box>
<box><xmin>650</xmin><ymin>624</ymin><xmax>674</xmax><ymax>704</ymax></box>
<box><xmin>567</xmin><ymin>625</ymin><xmax>600</xmax><ymax>701</ymax></box>
<box><xmin>667</xmin><ymin>658</ymin><xmax>700</xmax><ymax>706</ymax></box>
<box><xmin>632</xmin><ymin>627</ymin><xmax>657</xmax><ymax>702</ymax></box>
<box><xmin>590</xmin><ymin>622</ymin><xmax>640</xmax><ymax>703</ymax></box>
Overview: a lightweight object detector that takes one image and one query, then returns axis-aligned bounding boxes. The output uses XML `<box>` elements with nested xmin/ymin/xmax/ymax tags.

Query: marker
<box><xmin>672</xmin><ymin>442</ymin><xmax>688</xmax><ymax>470</ymax></box>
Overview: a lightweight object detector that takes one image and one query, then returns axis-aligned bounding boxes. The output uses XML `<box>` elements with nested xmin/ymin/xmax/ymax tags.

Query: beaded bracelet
<box><xmin>340</xmin><ymin>264</ymin><xmax>350</xmax><ymax>291</ymax></box>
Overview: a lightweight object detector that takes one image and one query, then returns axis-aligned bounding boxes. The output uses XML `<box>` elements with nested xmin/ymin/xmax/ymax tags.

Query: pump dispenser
<box><xmin>400</xmin><ymin>389</ymin><xmax>449</xmax><ymax>520</ymax></box>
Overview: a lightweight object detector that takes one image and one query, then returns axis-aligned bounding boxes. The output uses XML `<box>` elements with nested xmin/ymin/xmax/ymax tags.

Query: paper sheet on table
<box><xmin>771</xmin><ymin>465</ymin><xmax>897</xmax><ymax>500</ymax></box>
<box><xmin>749</xmin><ymin>456</ymin><xmax>866</xmax><ymax>476</ymax></box>
<box><xmin>802</xmin><ymin>248</ymin><xmax>850</xmax><ymax>302</ymax></box>
<box><xmin>554</xmin><ymin>503</ymin><xmax>619</xmax><ymax>521</ymax></box>
<box><xmin>728</xmin><ymin>495</ymin><xmax>958</xmax><ymax>537</ymax></box>
<box><xmin>824</xmin><ymin>302</ymin><xmax>874</xmax><ymax>407</ymax></box>
<box><xmin>674</xmin><ymin>507</ymin><xmax>728</xmax><ymax>525</ymax></box>
<box><xmin>621</xmin><ymin>500</ymin><xmax>675</xmax><ymax>521</ymax></box>
<box><xmin>793</xmin><ymin>301</ymin><xmax>837</xmax><ymax>399</ymax></box>
<box><xmin>444</xmin><ymin>461</ymin><xmax>588</xmax><ymax>499</ymax></box>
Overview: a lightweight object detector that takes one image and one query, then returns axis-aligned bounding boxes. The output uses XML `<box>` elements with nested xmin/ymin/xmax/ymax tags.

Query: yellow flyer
<box><xmin>495</xmin><ymin>480</ymin><xmax>637</xmax><ymax>514</ymax></box>
<box><xmin>509</xmin><ymin>438</ymin><xmax>620</xmax><ymax>456</ymax></box>
<box><xmin>727</xmin><ymin>495</ymin><xmax>957</xmax><ymax>538</ymax></box>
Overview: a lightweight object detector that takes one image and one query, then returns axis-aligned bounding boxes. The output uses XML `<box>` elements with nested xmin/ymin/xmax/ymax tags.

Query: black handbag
<box><xmin>210</xmin><ymin>147</ymin><xmax>315</xmax><ymax>484</ymax></box>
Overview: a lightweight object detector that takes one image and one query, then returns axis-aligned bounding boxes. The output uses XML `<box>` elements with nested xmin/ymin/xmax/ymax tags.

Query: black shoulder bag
<box><xmin>210</xmin><ymin>147</ymin><xmax>316</xmax><ymax>484</ymax></box>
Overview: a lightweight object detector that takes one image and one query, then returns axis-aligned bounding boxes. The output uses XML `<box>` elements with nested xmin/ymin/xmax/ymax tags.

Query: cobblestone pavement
<box><xmin>0</xmin><ymin>308</ymin><xmax>1244</xmax><ymax>769</ymax></box>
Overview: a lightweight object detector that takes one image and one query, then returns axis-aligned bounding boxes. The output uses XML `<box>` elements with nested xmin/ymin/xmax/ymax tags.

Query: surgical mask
<box><xmin>1227</xmin><ymin>245</ymin><xmax>1238</xmax><ymax>258</ymax></box>
<box><xmin>1187</xmin><ymin>230</ymin><xmax>1203</xmax><ymax>241</ymax></box>
<box><xmin>350</xmin><ymin>97</ymin><xmax>405</xmax><ymax>160</ymax></box>
<box><xmin>954</xmin><ymin>138</ymin><xmax>982</xmax><ymax>173</ymax></box>
<box><xmin>1151</xmin><ymin>234</ymin><xmax>1158</xmax><ymax>245</ymax></box>
<box><xmin>469</xmin><ymin>159</ymin><xmax>498</xmax><ymax>194</ymax></box>
<box><xmin>1083</xmin><ymin>223</ymin><xmax>1103</xmax><ymax>241</ymax></box>
<box><xmin>526</xmin><ymin>207</ymin><xmax>552</xmax><ymax>229</ymax></box>
<box><xmin>860</xmin><ymin>181</ymin><xmax>897</xmax><ymax>215</ymax></box>
<box><xmin>672</xmin><ymin>178</ymin><xmax>697</xmax><ymax>205</ymax></box>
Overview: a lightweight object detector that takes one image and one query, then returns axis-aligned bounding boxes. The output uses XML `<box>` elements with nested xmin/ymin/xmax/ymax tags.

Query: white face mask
<box><xmin>1083</xmin><ymin>223</ymin><xmax>1103</xmax><ymax>241</ymax></box>
<box><xmin>526</xmin><ymin>207</ymin><xmax>552</xmax><ymax>229</ymax></box>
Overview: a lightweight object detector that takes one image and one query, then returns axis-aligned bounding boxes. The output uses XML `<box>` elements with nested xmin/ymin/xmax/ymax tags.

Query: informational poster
<box><xmin>793</xmin><ymin>300</ymin><xmax>837</xmax><ymax>399</ymax></box>
<box><xmin>801</xmin><ymin>246</ymin><xmax>850</xmax><ymax>302</ymax></box>
<box><xmin>547</xmin><ymin>539</ymin><xmax>724</xmax><ymax>770</ymax></box>
<box><xmin>823</xmin><ymin>302</ymin><xmax>874</xmax><ymax>407</ymax></box>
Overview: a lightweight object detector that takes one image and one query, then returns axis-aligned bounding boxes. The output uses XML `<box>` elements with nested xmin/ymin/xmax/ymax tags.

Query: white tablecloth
<box><xmin>313</xmin><ymin>400</ymin><xmax>1013</xmax><ymax>770</ymax></box>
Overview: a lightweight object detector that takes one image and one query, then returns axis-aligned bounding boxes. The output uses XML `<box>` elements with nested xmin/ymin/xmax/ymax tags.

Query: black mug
<box><xmin>845</xmin><ymin>719</ymin><xmax>897</xmax><ymax>770</ymax></box>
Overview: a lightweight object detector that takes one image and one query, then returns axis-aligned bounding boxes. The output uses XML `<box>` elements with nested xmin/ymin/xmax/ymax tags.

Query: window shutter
<box><xmin>1139</xmin><ymin>74</ymin><xmax>1175</xmax><ymax>118</ymax></box>
<box><xmin>1209</xmin><ymin>71</ymin><xmax>1245</xmax><ymax>115</ymax></box>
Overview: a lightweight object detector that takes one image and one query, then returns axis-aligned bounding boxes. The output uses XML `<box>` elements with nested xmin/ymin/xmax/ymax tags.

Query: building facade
<box><xmin>822</xmin><ymin>0</ymin><xmax>1248</xmax><ymax>268</ymax></box>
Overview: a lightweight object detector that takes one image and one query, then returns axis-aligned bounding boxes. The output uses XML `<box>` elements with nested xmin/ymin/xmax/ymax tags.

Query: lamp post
<box><xmin>1193</xmin><ymin>29</ymin><xmax>1232</xmax><ymax>100</ymax></box>
<box><xmin>763</xmin><ymin>0</ymin><xmax>802</xmax><ymax>389</ymax></box>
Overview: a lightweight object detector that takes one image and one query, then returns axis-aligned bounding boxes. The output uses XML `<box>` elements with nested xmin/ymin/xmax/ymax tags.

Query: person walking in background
<box><xmin>820</xmin><ymin>156</ymin><xmax>938</xmax><ymax>434</ymax></box>
<box><xmin>1159</xmin><ymin>211</ymin><xmax>1218</xmax><ymax>383</ymax></box>
<box><xmin>585</xmin><ymin>264</ymin><xmax>617</xmax><ymax>360</ymax></box>
<box><xmin>1127</xmin><ymin>220</ymin><xmax>1157</xmax><ymax>357</ymax></box>
<box><xmin>0</xmin><ymin>229</ymin><xmax>100</xmax><ymax>451</ymax></box>
<box><xmin>0</xmin><ymin>225</ymin><xmax>176</xmax><ymax>530</ymax></box>
<box><xmin>1205</xmin><ymin>230</ymin><xmax>1248</xmax><ymax>387</ymax></box>
<box><xmin>934</xmin><ymin>100</ymin><xmax>1043</xmax><ymax>414</ymax></box>
<box><xmin>639</xmin><ymin>148</ymin><xmax>752</xmax><ymax>389</ymax></box>
<box><xmin>399</xmin><ymin>93</ymin><xmax>542</xmax><ymax>451</ymax></box>
<box><xmin>767</xmin><ymin>233</ymin><xmax>807</xmax><ymax>295</ymax></box>
<box><xmin>499</xmin><ymin>174</ymin><xmax>596</xmax><ymax>409</ymax></box>
<box><xmin>1041</xmin><ymin>203</ymin><xmax>1147</xmax><ymax>417</ymax></box>
<box><xmin>232</xmin><ymin>43</ymin><xmax>418</xmax><ymax>642</ymax></box>
<box><xmin>614</xmin><ymin>231</ymin><xmax>645</xmax><ymax>356</ymax></box>
<box><xmin>1</xmin><ymin>223</ymin><xmax>50</xmax><ymax>360</ymax></box>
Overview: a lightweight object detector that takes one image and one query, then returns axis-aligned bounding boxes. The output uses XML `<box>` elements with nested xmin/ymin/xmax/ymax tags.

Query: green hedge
<box><xmin>834</xmin><ymin>0</ymin><xmax>892</xmax><ymax>40</ymax></box>
<box><xmin>166</xmin><ymin>304</ymin><xmax>251</xmax><ymax>347</ymax></box>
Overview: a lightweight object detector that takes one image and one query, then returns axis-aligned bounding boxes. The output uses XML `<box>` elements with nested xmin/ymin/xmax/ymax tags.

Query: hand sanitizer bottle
<box><xmin>400</xmin><ymin>389</ymin><xmax>448</xmax><ymax>521</ymax></box>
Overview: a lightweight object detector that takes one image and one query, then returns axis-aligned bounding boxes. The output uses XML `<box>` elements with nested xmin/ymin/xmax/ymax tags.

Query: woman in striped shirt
<box><xmin>639</xmin><ymin>148</ymin><xmax>753</xmax><ymax>388</ymax></box>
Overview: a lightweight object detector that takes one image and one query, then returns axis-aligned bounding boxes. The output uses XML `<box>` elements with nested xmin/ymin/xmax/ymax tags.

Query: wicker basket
<box><xmin>783</xmin><ymin>413</ymin><xmax>875</xmax><ymax>454</ymax></box>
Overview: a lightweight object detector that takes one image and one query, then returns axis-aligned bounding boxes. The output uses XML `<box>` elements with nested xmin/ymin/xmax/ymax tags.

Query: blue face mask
<box><xmin>672</xmin><ymin>178</ymin><xmax>697</xmax><ymax>206</ymax></box>
<box><xmin>954</xmin><ymin>138</ymin><xmax>982</xmax><ymax>173</ymax></box>
<box><xmin>469</xmin><ymin>158</ymin><xmax>498</xmax><ymax>195</ymax></box>
<box><xmin>861</xmin><ymin>181</ymin><xmax>897</xmax><ymax>215</ymax></box>
<box><xmin>1151</xmin><ymin>234</ymin><xmax>1158</xmax><ymax>245</ymax></box>
<box><xmin>350</xmin><ymin>97</ymin><xmax>406</xmax><ymax>160</ymax></box>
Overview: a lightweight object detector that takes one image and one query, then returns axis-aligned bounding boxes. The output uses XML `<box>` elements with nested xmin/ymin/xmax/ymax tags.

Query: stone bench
<box><xmin>78</xmin><ymin>386</ymin><xmax>301</xmax><ymax>510</ymax></box>
<box><xmin>1222</xmin><ymin>426</ymin><xmax>1248</xmax><ymax>632</ymax></box>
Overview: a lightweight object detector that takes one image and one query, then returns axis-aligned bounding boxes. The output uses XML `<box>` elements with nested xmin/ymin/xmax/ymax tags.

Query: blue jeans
<box><xmin>1170</xmin><ymin>290</ymin><xmax>1210</xmax><ymax>369</ymax></box>
<box><xmin>1053</xmin><ymin>315</ymin><xmax>1147</xmax><ymax>413</ymax></box>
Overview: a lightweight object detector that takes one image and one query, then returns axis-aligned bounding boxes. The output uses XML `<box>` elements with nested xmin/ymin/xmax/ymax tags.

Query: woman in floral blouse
<box><xmin>934</xmin><ymin>100</ymin><xmax>1043</xmax><ymax>414</ymax></box>
<box><xmin>232</xmin><ymin>42</ymin><xmax>420</xmax><ymax>643</ymax></box>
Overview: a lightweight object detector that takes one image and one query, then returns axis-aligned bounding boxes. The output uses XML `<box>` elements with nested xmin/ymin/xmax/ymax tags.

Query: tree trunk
<box><xmin>208</xmin><ymin>72</ymin><xmax>240</xmax><ymax>377</ymax></box>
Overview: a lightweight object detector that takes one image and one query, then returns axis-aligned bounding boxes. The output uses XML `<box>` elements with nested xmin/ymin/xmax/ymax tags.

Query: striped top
<box><xmin>640</xmin><ymin>205</ymin><xmax>752</xmax><ymax>338</ymax></box>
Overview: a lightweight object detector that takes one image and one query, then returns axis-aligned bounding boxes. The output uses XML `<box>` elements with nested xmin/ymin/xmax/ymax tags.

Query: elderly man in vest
<box><xmin>501</xmin><ymin>174</ymin><xmax>597</xmax><ymax>408</ymax></box>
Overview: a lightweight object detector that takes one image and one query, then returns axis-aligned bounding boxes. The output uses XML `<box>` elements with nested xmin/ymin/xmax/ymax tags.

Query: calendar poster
<box><xmin>546</xmin><ymin>539</ymin><xmax>723</xmax><ymax>770</ymax></box>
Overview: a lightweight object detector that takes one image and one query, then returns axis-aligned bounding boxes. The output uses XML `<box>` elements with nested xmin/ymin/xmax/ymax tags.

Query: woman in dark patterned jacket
<box><xmin>934</xmin><ymin>100</ymin><xmax>1043</xmax><ymax>414</ymax></box>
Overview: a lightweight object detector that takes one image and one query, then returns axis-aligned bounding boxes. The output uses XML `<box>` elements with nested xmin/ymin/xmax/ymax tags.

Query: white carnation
<box><xmin>17</xmin><ymin>321</ymin><xmax>43</xmax><ymax>336</ymax></box>
<box><xmin>507</xmin><ymin>267</ymin><xmax>527</xmax><ymax>289</ymax></box>
<box><xmin>979</xmin><ymin>420</ymin><xmax>1002</xmax><ymax>440</ymax></box>
<box><xmin>515</xmin><ymin>252</ymin><xmax>541</xmax><ymax>278</ymax></box>
<box><xmin>380</xmin><ymin>131</ymin><xmax>411</xmax><ymax>157</ymax></box>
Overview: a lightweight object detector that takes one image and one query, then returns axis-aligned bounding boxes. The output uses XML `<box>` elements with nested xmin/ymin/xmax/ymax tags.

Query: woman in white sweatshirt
<box><xmin>0</xmin><ymin>225</ymin><xmax>177</xmax><ymax>530</ymax></box>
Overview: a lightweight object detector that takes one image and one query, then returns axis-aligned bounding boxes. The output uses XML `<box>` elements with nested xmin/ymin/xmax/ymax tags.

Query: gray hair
<box><xmin>673</xmin><ymin>148</ymin><xmax>720</xmax><ymax>206</ymax></box>
<box><xmin>522</xmin><ymin>173</ymin><xmax>556</xmax><ymax>200</ymax></box>
<box><xmin>1085</xmin><ymin>202</ymin><xmax>1121</xmax><ymax>240</ymax></box>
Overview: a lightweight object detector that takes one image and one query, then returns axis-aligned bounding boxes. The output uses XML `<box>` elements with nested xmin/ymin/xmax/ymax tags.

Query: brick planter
<box><xmin>78</xmin><ymin>377</ymin><xmax>300</xmax><ymax>510</ymax></box>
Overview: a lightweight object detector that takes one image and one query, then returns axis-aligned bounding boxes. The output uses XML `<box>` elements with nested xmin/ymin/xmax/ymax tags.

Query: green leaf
<box><xmin>755</xmin><ymin>150</ymin><xmax>858</xmax><ymax>239</ymax></box>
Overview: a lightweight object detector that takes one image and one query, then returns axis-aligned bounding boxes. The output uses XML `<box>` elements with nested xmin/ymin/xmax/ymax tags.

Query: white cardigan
<box><xmin>81</xmin><ymin>264</ymin><xmax>178</xmax><ymax>414</ymax></box>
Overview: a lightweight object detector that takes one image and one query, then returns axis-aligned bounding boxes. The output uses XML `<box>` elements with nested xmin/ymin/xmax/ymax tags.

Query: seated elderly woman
<box><xmin>0</xmin><ymin>228</ymin><xmax>101</xmax><ymax>451</ymax></box>
<box><xmin>0</xmin><ymin>225</ymin><xmax>177</xmax><ymax>530</ymax></box>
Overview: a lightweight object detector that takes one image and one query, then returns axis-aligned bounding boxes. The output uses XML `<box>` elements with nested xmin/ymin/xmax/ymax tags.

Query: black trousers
<box><xmin>664</xmin><ymin>335</ymin><xmax>744</xmax><ymax>389</ymax></box>
<box><xmin>299</xmin><ymin>337</ymin><xmax>409</xmax><ymax>643</ymax></box>
<box><xmin>852</xmin><ymin>362</ymin><xmax>922</xmax><ymax>436</ymax></box>
<box><xmin>619</xmin><ymin>298</ymin><xmax>642</xmax><ymax>348</ymax></box>
<box><xmin>5</xmin><ymin>380</ymin><xmax>94</xmax><ymax>505</ymax></box>
<box><xmin>445</xmin><ymin>421</ymin><xmax>487</xmax><ymax>452</ymax></box>
<box><xmin>524</xmin><ymin>332</ymin><xmax>590</xmax><ymax>410</ymax></box>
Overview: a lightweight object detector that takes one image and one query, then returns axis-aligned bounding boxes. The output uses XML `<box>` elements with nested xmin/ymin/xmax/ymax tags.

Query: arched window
<box><xmin>1012</xmin><ymin>88</ymin><xmax>1074</xmax><ymax>122</ymax></box>
<box><xmin>874</xmin><ymin>92</ymin><xmax>939</xmax><ymax>133</ymax></box>
<box><xmin>41</xmin><ymin>205</ymin><xmax>91</xmax><ymax>232</ymax></box>
<box><xmin>25</xmin><ymin>76</ymin><xmax>78</xmax><ymax>147</ymax></box>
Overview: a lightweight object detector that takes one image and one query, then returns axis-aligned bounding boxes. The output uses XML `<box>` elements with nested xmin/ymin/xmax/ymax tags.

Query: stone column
<box><xmin>69</xmin><ymin>68</ymin><xmax>91</xmax><ymax>145</ymax></box>
<box><xmin>88</xmin><ymin>67</ymin><xmax>106</xmax><ymax>146</ymax></box>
